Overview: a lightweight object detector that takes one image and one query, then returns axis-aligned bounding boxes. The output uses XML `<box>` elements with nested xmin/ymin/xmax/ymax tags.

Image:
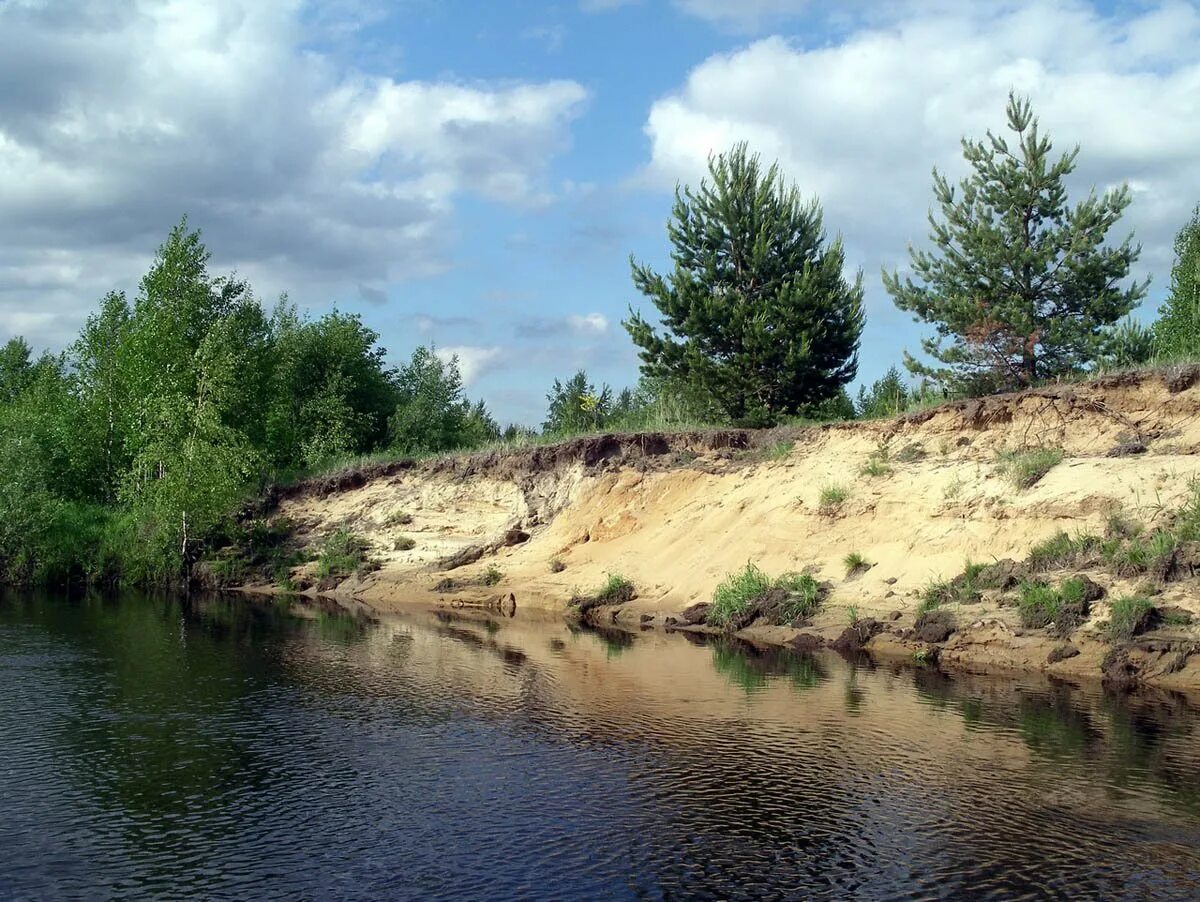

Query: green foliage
<box><xmin>708</xmin><ymin>563</ymin><xmax>773</xmax><ymax>627</ymax></box>
<box><xmin>1154</xmin><ymin>205</ymin><xmax>1200</xmax><ymax>359</ymax></box>
<box><xmin>482</xmin><ymin>565</ymin><xmax>503</xmax><ymax>586</ymax></box>
<box><xmin>1018</xmin><ymin>579</ymin><xmax>1087</xmax><ymax>630</ymax></box>
<box><xmin>997</xmin><ymin>447</ymin><xmax>1063</xmax><ymax>489</ymax></box>
<box><xmin>594</xmin><ymin>573</ymin><xmax>634</xmax><ymax>603</ymax></box>
<box><xmin>1107</xmin><ymin>596</ymin><xmax>1156</xmax><ymax>642</ymax></box>
<box><xmin>315</xmin><ymin>529</ymin><xmax>370</xmax><ymax>579</ymax></box>
<box><xmin>884</xmin><ymin>94</ymin><xmax>1145</xmax><ymax>394</ymax></box>
<box><xmin>625</xmin><ymin>143</ymin><xmax>865</xmax><ymax>426</ymax></box>
<box><xmin>708</xmin><ymin>563</ymin><xmax>822</xmax><ymax>627</ymax></box>
<box><xmin>1099</xmin><ymin>318</ymin><xmax>1157</xmax><ymax>370</ymax></box>
<box><xmin>856</xmin><ymin>366</ymin><xmax>911</xmax><ymax>419</ymax></box>
<box><xmin>860</xmin><ymin>454</ymin><xmax>891</xmax><ymax>478</ymax></box>
<box><xmin>818</xmin><ymin>483</ymin><xmax>849</xmax><ymax>515</ymax></box>
<box><xmin>393</xmin><ymin>536</ymin><xmax>416</xmax><ymax>551</ymax></box>
<box><xmin>0</xmin><ymin>218</ymin><xmax>518</xmax><ymax>587</ymax></box>
<box><xmin>773</xmin><ymin>571</ymin><xmax>822</xmax><ymax>621</ymax></box>
<box><xmin>385</xmin><ymin>510</ymin><xmax>413</xmax><ymax>526</ymax></box>
<box><xmin>843</xmin><ymin>551</ymin><xmax>870</xmax><ymax>577</ymax></box>
<box><xmin>390</xmin><ymin>347</ymin><xmax>499</xmax><ymax>454</ymax></box>
<box><xmin>543</xmin><ymin>370</ymin><xmax>615</xmax><ymax>434</ymax></box>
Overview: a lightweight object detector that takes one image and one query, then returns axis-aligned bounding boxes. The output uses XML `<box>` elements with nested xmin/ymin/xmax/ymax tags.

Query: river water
<box><xmin>2</xmin><ymin>592</ymin><xmax>1200</xmax><ymax>900</ymax></box>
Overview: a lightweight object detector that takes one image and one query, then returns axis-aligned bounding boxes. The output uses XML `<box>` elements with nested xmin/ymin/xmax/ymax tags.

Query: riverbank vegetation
<box><xmin>2</xmin><ymin>92</ymin><xmax>1199</xmax><ymax>590</ymax></box>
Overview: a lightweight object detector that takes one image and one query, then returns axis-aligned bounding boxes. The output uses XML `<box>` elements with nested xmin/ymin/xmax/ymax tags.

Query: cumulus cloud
<box><xmin>567</xmin><ymin>312</ymin><xmax>609</xmax><ymax>335</ymax></box>
<box><xmin>0</xmin><ymin>0</ymin><xmax>587</xmax><ymax>346</ymax></box>
<box><xmin>435</xmin><ymin>344</ymin><xmax>504</xmax><ymax>387</ymax></box>
<box><xmin>643</xmin><ymin>1</ymin><xmax>1200</xmax><ymax>314</ymax></box>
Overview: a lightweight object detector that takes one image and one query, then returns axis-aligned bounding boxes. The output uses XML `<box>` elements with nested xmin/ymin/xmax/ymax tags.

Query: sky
<box><xmin>2</xmin><ymin>0</ymin><xmax>1199</xmax><ymax>426</ymax></box>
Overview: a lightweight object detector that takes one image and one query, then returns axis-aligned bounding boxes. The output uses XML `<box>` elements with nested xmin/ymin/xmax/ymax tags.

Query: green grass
<box><xmin>384</xmin><ymin>509</ymin><xmax>413</xmax><ymax>526</ymax></box>
<box><xmin>708</xmin><ymin>563</ymin><xmax>822</xmax><ymax>627</ymax></box>
<box><xmin>594</xmin><ymin>573</ymin><xmax>634</xmax><ymax>602</ymax></box>
<box><xmin>1018</xmin><ymin>578</ymin><xmax>1087</xmax><ymax>630</ymax></box>
<box><xmin>845</xmin><ymin>604</ymin><xmax>860</xmax><ymax>625</ymax></box>
<box><xmin>765</xmin><ymin>440</ymin><xmax>794</xmax><ymax>461</ymax></box>
<box><xmin>314</xmin><ymin>529</ymin><xmax>371</xmax><ymax>579</ymax></box>
<box><xmin>818</xmin><ymin>483</ymin><xmax>850</xmax><ymax>515</ymax></box>
<box><xmin>859</xmin><ymin>455</ymin><xmax>891</xmax><ymax>477</ymax></box>
<box><xmin>997</xmin><ymin>447</ymin><xmax>1064</xmax><ymax>489</ymax></box>
<box><xmin>393</xmin><ymin>536</ymin><xmax>416</xmax><ymax>551</ymax></box>
<box><xmin>843</xmin><ymin>551</ymin><xmax>871</xmax><ymax>577</ymax></box>
<box><xmin>1108</xmin><ymin>596</ymin><xmax>1156</xmax><ymax>642</ymax></box>
<box><xmin>919</xmin><ymin>559</ymin><xmax>986</xmax><ymax>612</ymax></box>
<box><xmin>709</xmin><ymin>563</ymin><xmax>773</xmax><ymax>627</ymax></box>
<box><xmin>774</xmin><ymin>571</ymin><xmax>822</xmax><ymax>621</ymax></box>
<box><xmin>482</xmin><ymin>565</ymin><xmax>503</xmax><ymax>586</ymax></box>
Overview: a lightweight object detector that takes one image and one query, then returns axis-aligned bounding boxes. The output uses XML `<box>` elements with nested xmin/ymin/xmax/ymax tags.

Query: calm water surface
<box><xmin>3</xmin><ymin>591</ymin><xmax>1200</xmax><ymax>900</ymax></box>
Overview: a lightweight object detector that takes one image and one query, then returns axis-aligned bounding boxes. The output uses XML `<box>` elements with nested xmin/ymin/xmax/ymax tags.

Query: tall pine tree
<box><xmin>624</xmin><ymin>144</ymin><xmax>864</xmax><ymax>426</ymax></box>
<box><xmin>884</xmin><ymin>94</ymin><xmax>1146</xmax><ymax>395</ymax></box>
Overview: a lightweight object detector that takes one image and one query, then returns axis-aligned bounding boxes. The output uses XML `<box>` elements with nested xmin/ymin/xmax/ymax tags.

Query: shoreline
<box><xmin>223</xmin><ymin>366</ymin><xmax>1200</xmax><ymax>695</ymax></box>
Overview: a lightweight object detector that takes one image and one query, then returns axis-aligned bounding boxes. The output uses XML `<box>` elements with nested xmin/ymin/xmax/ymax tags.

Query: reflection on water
<box><xmin>2</xmin><ymin>591</ymin><xmax>1200</xmax><ymax>900</ymax></box>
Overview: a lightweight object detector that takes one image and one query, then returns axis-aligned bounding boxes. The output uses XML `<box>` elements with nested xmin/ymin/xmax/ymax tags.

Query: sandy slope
<box><xmin>252</xmin><ymin>367</ymin><xmax>1200</xmax><ymax>690</ymax></box>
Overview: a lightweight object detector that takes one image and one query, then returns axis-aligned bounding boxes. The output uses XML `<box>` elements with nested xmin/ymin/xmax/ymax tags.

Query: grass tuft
<box><xmin>997</xmin><ymin>447</ymin><xmax>1063</xmax><ymax>489</ymax></box>
<box><xmin>384</xmin><ymin>510</ymin><xmax>413</xmax><ymax>526</ymax></box>
<box><xmin>315</xmin><ymin>529</ymin><xmax>371</xmax><ymax>579</ymax></box>
<box><xmin>843</xmin><ymin>551</ymin><xmax>871</xmax><ymax>577</ymax></box>
<box><xmin>482</xmin><ymin>565</ymin><xmax>503</xmax><ymax>586</ymax></box>
<box><xmin>709</xmin><ymin>563</ymin><xmax>773</xmax><ymax>627</ymax></box>
<box><xmin>1107</xmin><ymin>596</ymin><xmax>1157</xmax><ymax>642</ymax></box>
<box><xmin>818</xmin><ymin>483</ymin><xmax>850</xmax><ymax>516</ymax></box>
<box><xmin>393</xmin><ymin>536</ymin><xmax>416</xmax><ymax>551</ymax></box>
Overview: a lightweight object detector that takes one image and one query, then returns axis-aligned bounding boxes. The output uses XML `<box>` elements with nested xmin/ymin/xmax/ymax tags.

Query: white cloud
<box><xmin>436</xmin><ymin>344</ymin><xmax>504</xmax><ymax>386</ymax></box>
<box><xmin>642</xmin><ymin>0</ymin><xmax>1200</xmax><ymax>318</ymax></box>
<box><xmin>0</xmin><ymin>0</ymin><xmax>587</xmax><ymax>347</ymax></box>
<box><xmin>567</xmin><ymin>312</ymin><xmax>609</xmax><ymax>335</ymax></box>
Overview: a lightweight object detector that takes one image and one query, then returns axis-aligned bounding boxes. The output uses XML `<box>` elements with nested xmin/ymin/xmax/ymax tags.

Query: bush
<box><xmin>859</xmin><ymin>454</ymin><xmax>891</xmax><ymax>477</ymax></box>
<box><xmin>997</xmin><ymin>448</ymin><xmax>1063</xmax><ymax>489</ymax></box>
<box><xmin>482</xmin><ymin>565</ymin><xmax>503</xmax><ymax>586</ymax></box>
<box><xmin>385</xmin><ymin>510</ymin><xmax>413</xmax><ymax>526</ymax></box>
<box><xmin>393</xmin><ymin>536</ymin><xmax>416</xmax><ymax>551</ymax></box>
<box><xmin>1017</xmin><ymin>579</ymin><xmax>1088</xmax><ymax>630</ymax></box>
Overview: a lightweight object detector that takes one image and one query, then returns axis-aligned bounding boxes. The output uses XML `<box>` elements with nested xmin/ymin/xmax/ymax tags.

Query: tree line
<box><xmin>2</xmin><ymin>93</ymin><xmax>1199</xmax><ymax>586</ymax></box>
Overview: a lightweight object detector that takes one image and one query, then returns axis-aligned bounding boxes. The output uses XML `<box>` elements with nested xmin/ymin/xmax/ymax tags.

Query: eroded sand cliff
<box><xmin>234</xmin><ymin>366</ymin><xmax>1200</xmax><ymax>690</ymax></box>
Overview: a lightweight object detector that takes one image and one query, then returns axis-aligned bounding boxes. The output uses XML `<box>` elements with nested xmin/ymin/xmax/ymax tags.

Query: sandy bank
<box><xmin>230</xmin><ymin>366</ymin><xmax>1200</xmax><ymax>692</ymax></box>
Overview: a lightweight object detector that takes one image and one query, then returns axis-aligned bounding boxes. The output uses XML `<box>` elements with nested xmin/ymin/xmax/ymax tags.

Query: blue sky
<box><xmin>2</xmin><ymin>0</ymin><xmax>1199</xmax><ymax>425</ymax></box>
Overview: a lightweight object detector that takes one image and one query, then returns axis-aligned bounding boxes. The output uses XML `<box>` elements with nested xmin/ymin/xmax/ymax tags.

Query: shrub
<box><xmin>393</xmin><ymin>536</ymin><xmax>416</xmax><ymax>551</ymax></box>
<box><xmin>384</xmin><ymin>510</ymin><xmax>413</xmax><ymax>526</ymax></box>
<box><xmin>315</xmin><ymin>529</ymin><xmax>370</xmax><ymax>579</ymax></box>
<box><xmin>843</xmin><ymin>551</ymin><xmax>871</xmax><ymax>577</ymax></box>
<box><xmin>549</xmin><ymin>558</ymin><xmax>566</xmax><ymax>573</ymax></box>
<box><xmin>997</xmin><ymin>447</ymin><xmax>1063</xmax><ymax>489</ymax></box>
<box><xmin>818</xmin><ymin>483</ymin><xmax>849</xmax><ymax>515</ymax></box>
<box><xmin>1107</xmin><ymin>596</ymin><xmax>1157</xmax><ymax>642</ymax></box>
<box><xmin>482</xmin><ymin>565</ymin><xmax>503</xmax><ymax>586</ymax></box>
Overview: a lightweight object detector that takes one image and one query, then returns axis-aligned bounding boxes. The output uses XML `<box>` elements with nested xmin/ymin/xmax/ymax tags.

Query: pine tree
<box><xmin>1153</xmin><ymin>206</ymin><xmax>1200</xmax><ymax>359</ymax></box>
<box><xmin>625</xmin><ymin>143</ymin><xmax>864</xmax><ymax>426</ymax></box>
<box><xmin>884</xmin><ymin>94</ymin><xmax>1147</xmax><ymax>395</ymax></box>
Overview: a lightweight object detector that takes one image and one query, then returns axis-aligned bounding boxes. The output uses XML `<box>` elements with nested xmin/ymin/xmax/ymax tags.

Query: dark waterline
<box><xmin>2</xmin><ymin>591</ymin><xmax>1200</xmax><ymax>900</ymax></box>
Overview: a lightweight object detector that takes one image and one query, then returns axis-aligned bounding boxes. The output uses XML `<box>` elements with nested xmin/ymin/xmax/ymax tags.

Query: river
<box><xmin>2</xmin><ymin>591</ymin><xmax>1200</xmax><ymax>899</ymax></box>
